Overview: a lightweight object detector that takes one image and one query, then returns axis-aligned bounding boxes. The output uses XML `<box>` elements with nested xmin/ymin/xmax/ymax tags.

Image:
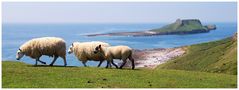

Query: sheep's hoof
<box><xmin>49</xmin><ymin>64</ymin><xmax>53</xmax><ymax>66</ymax></box>
<box><xmin>64</xmin><ymin>64</ymin><xmax>67</xmax><ymax>67</ymax></box>
<box><xmin>42</xmin><ymin>62</ymin><xmax>46</xmax><ymax>64</ymax></box>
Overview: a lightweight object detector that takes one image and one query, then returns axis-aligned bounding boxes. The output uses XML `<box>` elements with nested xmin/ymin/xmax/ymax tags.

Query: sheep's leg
<box><xmin>129</xmin><ymin>56</ymin><xmax>135</xmax><ymax>69</ymax></box>
<box><xmin>97</xmin><ymin>60</ymin><xmax>103</xmax><ymax>67</ymax></box>
<box><xmin>34</xmin><ymin>58</ymin><xmax>45</xmax><ymax>66</ymax></box>
<box><xmin>105</xmin><ymin>60</ymin><xmax>111</xmax><ymax>68</ymax></box>
<box><xmin>35</xmin><ymin>59</ymin><xmax>38</xmax><ymax>66</ymax></box>
<box><xmin>61</xmin><ymin>56</ymin><xmax>67</xmax><ymax>66</ymax></box>
<box><xmin>109</xmin><ymin>61</ymin><xmax>112</xmax><ymax>68</ymax></box>
<box><xmin>38</xmin><ymin>60</ymin><xmax>46</xmax><ymax>64</ymax></box>
<box><xmin>36</xmin><ymin>57</ymin><xmax>46</xmax><ymax>65</ymax></box>
<box><xmin>108</xmin><ymin>59</ymin><xmax>113</xmax><ymax>68</ymax></box>
<box><xmin>119</xmin><ymin>59</ymin><xmax>127</xmax><ymax>69</ymax></box>
<box><xmin>111</xmin><ymin>60</ymin><xmax>118</xmax><ymax>69</ymax></box>
<box><xmin>105</xmin><ymin>61</ymin><xmax>110</xmax><ymax>68</ymax></box>
<box><xmin>82</xmin><ymin>61</ymin><xmax>87</xmax><ymax>67</ymax></box>
<box><xmin>50</xmin><ymin>55</ymin><xmax>58</xmax><ymax>66</ymax></box>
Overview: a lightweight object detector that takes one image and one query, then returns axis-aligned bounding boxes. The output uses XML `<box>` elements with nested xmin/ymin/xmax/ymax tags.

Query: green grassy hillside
<box><xmin>158</xmin><ymin>35</ymin><xmax>237</xmax><ymax>75</ymax></box>
<box><xmin>151</xmin><ymin>19</ymin><xmax>209</xmax><ymax>33</ymax></box>
<box><xmin>2</xmin><ymin>61</ymin><xmax>236</xmax><ymax>88</ymax></box>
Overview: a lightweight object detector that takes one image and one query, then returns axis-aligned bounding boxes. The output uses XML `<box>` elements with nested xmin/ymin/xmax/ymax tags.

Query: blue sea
<box><xmin>2</xmin><ymin>23</ymin><xmax>237</xmax><ymax>67</ymax></box>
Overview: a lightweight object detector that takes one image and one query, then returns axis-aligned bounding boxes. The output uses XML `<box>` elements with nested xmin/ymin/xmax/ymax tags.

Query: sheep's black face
<box><xmin>94</xmin><ymin>45</ymin><xmax>101</xmax><ymax>54</ymax></box>
<box><xmin>94</xmin><ymin>46</ymin><xmax>100</xmax><ymax>54</ymax></box>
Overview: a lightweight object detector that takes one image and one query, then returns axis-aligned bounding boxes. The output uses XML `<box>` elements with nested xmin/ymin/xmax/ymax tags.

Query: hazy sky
<box><xmin>2</xmin><ymin>2</ymin><xmax>237</xmax><ymax>23</ymax></box>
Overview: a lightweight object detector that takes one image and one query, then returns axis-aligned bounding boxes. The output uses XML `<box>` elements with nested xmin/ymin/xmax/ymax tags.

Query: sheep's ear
<box><xmin>99</xmin><ymin>44</ymin><xmax>101</xmax><ymax>48</ymax></box>
<box><xmin>19</xmin><ymin>48</ymin><xmax>22</xmax><ymax>52</ymax></box>
<box><xmin>72</xmin><ymin>43</ymin><xmax>74</xmax><ymax>47</ymax></box>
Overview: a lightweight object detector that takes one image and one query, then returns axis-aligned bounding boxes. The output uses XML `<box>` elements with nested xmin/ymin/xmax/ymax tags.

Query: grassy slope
<box><xmin>2</xmin><ymin>61</ymin><xmax>236</xmax><ymax>88</ymax></box>
<box><xmin>151</xmin><ymin>20</ymin><xmax>207</xmax><ymax>33</ymax></box>
<box><xmin>158</xmin><ymin>36</ymin><xmax>237</xmax><ymax>75</ymax></box>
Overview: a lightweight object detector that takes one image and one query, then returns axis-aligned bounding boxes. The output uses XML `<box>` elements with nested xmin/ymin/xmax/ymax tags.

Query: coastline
<box><xmin>86</xmin><ymin>30</ymin><xmax>211</xmax><ymax>37</ymax></box>
<box><xmin>118</xmin><ymin>47</ymin><xmax>186</xmax><ymax>69</ymax></box>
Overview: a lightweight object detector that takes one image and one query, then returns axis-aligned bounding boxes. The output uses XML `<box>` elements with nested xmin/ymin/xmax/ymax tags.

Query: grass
<box><xmin>2</xmin><ymin>34</ymin><xmax>237</xmax><ymax>88</ymax></box>
<box><xmin>2</xmin><ymin>61</ymin><xmax>237</xmax><ymax>88</ymax></box>
<box><xmin>158</xmin><ymin>36</ymin><xmax>237</xmax><ymax>75</ymax></box>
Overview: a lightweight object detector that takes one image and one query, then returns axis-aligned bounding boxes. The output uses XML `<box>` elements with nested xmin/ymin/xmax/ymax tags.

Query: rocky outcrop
<box><xmin>86</xmin><ymin>19</ymin><xmax>216</xmax><ymax>37</ymax></box>
<box><xmin>204</xmin><ymin>24</ymin><xmax>216</xmax><ymax>30</ymax></box>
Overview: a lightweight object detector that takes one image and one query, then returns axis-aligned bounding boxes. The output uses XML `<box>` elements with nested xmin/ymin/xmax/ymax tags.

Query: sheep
<box><xmin>16</xmin><ymin>37</ymin><xmax>67</xmax><ymax>66</ymax></box>
<box><xmin>68</xmin><ymin>41</ymin><xmax>114</xmax><ymax>67</ymax></box>
<box><xmin>93</xmin><ymin>45</ymin><xmax>135</xmax><ymax>69</ymax></box>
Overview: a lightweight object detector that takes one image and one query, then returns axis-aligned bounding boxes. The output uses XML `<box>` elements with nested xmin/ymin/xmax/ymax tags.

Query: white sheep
<box><xmin>16</xmin><ymin>37</ymin><xmax>67</xmax><ymax>66</ymax></box>
<box><xmin>93</xmin><ymin>45</ymin><xmax>135</xmax><ymax>69</ymax></box>
<box><xmin>68</xmin><ymin>41</ymin><xmax>113</xmax><ymax>67</ymax></box>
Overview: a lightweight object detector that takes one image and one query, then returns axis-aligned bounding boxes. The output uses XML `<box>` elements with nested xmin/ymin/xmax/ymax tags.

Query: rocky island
<box><xmin>86</xmin><ymin>19</ymin><xmax>216</xmax><ymax>37</ymax></box>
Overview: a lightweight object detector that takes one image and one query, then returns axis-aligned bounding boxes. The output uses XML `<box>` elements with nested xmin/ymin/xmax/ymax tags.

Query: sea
<box><xmin>2</xmin><ymin>23</ymin><xmax>237</xmax><ymax>67</ymax></box>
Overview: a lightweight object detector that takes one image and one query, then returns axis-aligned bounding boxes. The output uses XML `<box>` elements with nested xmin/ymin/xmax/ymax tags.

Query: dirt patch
<box><xmin>119</xmin><ymin>47</ymin><xmax>186</xmax><ymax>69</ymax></box>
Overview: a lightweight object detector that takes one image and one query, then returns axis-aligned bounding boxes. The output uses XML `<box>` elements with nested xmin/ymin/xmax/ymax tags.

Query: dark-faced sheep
<box><xmin>16</xmin><ymin>37</ymin><xmax>67</xmax><ymax>66</ymax></box>
<box><xmin>93</xmin><ymin>45</ymin><xmax>135</xmax><ymax>69</ymax></box>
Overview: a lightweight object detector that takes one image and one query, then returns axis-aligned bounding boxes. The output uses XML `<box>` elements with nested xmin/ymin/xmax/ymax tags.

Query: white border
<box><xmin>1</xmin><ymin>0</ymin><xmax>238</xmax><ymax>90</ymax></box>
<box><xmin>1</xmin><ymin>0</ymin><xmax>3</xmax><ymax>89</ymax></box>
<box><xmin>1</xmin><ymin>0</ymin><xmax>238</xmax><ymax>2</ymax></box>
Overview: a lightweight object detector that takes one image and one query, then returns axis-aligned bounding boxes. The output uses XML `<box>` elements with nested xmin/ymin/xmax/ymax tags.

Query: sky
<box><xmin>2</xmin><ymin>2</ymin><xmax>237</xmax><ymax>23</ymax></box>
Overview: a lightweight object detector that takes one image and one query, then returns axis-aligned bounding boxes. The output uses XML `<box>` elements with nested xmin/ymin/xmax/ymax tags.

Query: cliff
<box><xmin>150</xmin><ymin>19</ymin><xmax>216</xmax><ymax>34</ymax></box>
<box><xmin>86</xmin><ymin>19</ymin><xmax>216</xmax><ymax>37</ymax></box>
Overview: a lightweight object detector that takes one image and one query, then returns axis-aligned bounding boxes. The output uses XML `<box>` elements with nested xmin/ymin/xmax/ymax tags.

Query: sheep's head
<box><xmin>68</xmin><ymin>43</ymin><xmax>74</xmax><ymax>54</ymax></box>
<box><xmin>16</xmin><ymin>48</ymin><xmax>24</xmax><ymax>60</ymax></box>
<box><xmin>94</xmin><ymin>44</ymin><xmax>102</xmax><ymax>54</ymax></box>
